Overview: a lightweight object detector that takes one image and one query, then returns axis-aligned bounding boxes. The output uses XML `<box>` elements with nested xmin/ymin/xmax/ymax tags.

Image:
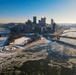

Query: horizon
<box><xmin>0</xmin><ymin>0</ymin><xmax>76</xmax><ymax>23</ymax></box>
<box><xmin>0</xmin><ymin>21</ymin><xmax>76</xmax><ymax>24</ymax></box>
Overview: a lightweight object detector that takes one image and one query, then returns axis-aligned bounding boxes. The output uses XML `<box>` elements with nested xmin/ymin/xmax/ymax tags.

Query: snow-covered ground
<box><xmin>10</xmin><ymin>37</ymin><xmax>30</xmax><ymax>45</ymax></box>
<box><xmin>0</xmin><ymin>37</ymin><xmax>31</xmax><ymax>52</ymax></box>
<box><xmin>0</xmin><ymin>37</ymin><xmax>49</xmax><ymax>56</ymax></box>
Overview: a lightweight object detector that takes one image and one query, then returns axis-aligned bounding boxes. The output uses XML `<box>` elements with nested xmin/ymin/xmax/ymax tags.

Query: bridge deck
<box><xmin>43</xmin><ymin>34</ymin><xmax>76</xmax><ymax>40</ymax></box>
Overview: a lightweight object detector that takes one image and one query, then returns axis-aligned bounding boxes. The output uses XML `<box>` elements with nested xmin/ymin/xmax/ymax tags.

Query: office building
<box><xmin>39</xmin><ymin>17</ymin><xmax>46</xmax><ymax>26</ymax></box>
<box><xmin>33</xmin><ymin>16</ymin><xmax>37</xmax><ymax>24</ymax></box>
<box><xmin>51</xmin><ymin>19</ymin><xmax>54</xmax><ymax>25</ymax></box>
<box><xmin>51</xmin><ymin>19</ymin><xmax>56</xmax><ymax>32</ymax></box>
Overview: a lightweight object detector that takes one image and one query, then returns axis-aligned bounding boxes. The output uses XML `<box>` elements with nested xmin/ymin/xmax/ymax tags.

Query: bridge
<box><xmin>42</xmin><ymin>34</ymin><xmax>76</xmax><ymax>40</ymax></box>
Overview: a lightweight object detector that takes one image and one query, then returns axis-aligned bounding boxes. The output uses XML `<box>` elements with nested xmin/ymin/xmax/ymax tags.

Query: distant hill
<box><xmin>58</xmin><ymin>23</ymin><xmax>76</xmax><ymax>27</ymax></box>
<box><xmin>0</xmin><ymin>23</ymin><xmax>19</xmax><ymax>28</ymax></box>
<box><xmin>58</xmin><ymin>23</ymin><xmax>75</xmax><ymax>25</ymax></box>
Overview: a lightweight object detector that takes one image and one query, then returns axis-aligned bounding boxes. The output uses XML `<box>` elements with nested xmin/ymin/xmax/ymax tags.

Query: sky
<box><xmin>0</xmin><ymin>0</ymin><xmax>76</xmax><ymax>23</ymax></box>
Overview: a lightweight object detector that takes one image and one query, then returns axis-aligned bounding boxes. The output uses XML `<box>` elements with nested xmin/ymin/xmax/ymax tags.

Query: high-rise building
<box><xmin>33</xmin><ymin>16</ymin><xmax>37</xmax><ymax>24</ymax></box>
<box><xmin>26</xmin><ymin>20</ymin><xmax>32</xmax><ymax>26</ymax></box>
<box><xmin>38</xmin><ymin>20</ymin><xmax>41</xmax><ymax>25</ymax></box>
<box><xmin>52</xmin><ymin>23</ymin><xmax>56</xmax><ymax>32</ymax></box>
<box><xmin>41</xmin><ymin>17</ymin><xmax>46</xmax><ymax>25</ymax></box>
<box><xmin>51</xmin><ymin>19</ymin><xmax>56</xmax><ymax>32</ymax></box>
<box><xmin>51</xmin><ymin>19</ymin><xmax>54</xmax><ymax>25</ymax></box>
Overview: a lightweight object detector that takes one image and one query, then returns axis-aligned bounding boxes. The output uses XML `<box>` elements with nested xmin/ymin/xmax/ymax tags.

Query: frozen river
<box><xmin>60</xmin><ymin>28</ymin><xmax>76</xmax><ymax>45</ymax></box>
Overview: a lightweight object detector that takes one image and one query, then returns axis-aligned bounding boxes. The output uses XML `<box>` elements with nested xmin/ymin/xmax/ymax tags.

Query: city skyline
<box><xmin>0</xmin><ymin>0</ymin><xmax>76</xmax><ymax>23</ymax></box>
